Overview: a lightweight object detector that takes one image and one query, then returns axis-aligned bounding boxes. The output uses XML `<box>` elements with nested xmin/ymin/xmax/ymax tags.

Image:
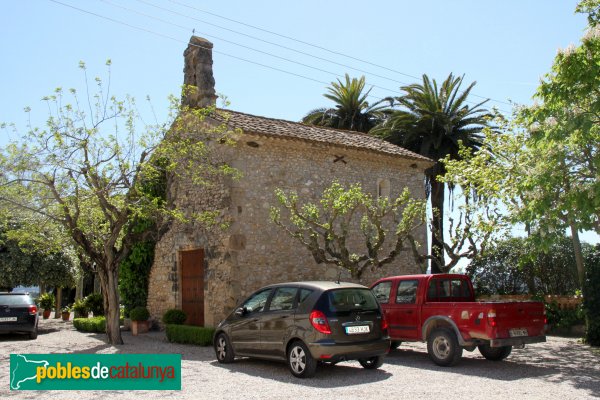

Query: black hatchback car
<box><xmin>213</xmin><ymin>281</ymin><xmax>390</xmax><ymax>378</ymax></box>
<box><xmin>0</xmin><ymin>293</ymin><xmax>39</xmax><ymax>339</ymax></box>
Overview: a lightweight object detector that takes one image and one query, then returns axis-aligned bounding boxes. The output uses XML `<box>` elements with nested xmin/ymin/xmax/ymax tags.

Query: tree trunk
<box><xmin>569</xmin><ymin>221</ymin><xmax>586</xmax><ymax>289</ymax></box>
<box><xmin>430</xmin><ymin>178</ymin><xmax>446</xmax><ymax>273</ymax></box>
<box><xmin>98</xmin><ymin>265</ymin><xmax>123</xmax><ymax>345</ymax></box>
<box><xmin>54</xmin><ymin>287</ymin><xmax>62</xmax><ymax>319</ymax></box>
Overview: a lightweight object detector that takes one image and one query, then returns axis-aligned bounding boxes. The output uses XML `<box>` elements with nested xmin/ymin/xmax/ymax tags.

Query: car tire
<box><xmin>214</xmin><ymin>333</ymin><xmax>235</xmax><ymax>363</ymax></box>
<box><xmin>390</xmin><ymin>341</ymin><xmax>402</xmax><ymax>350</ymax></box>
<box><xmin>478</xmin><ymin>344</ymin><xmax>512</xmax><ymax>361</ymax></box>
<box><xmin>427</xmin><ymin>328</ymin><xmax>463</xmax><ymax>367</ymax></box>
<box><xmin>358</xmin><ymin>355</ymin><xmax>385</xmax><ymax>369</ymax></box>
<box><xmin>29</xmin><ymin>330</ymin><xmax>38</xmax><ymax>340</ymax></box>
<box><xmin>287</xmin><ymin>341</ymin><xmax>317</xmax><ymax>378</ymax></box>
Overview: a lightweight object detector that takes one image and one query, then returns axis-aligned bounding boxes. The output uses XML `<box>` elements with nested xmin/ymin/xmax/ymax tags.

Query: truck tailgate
<box><xmin>480</xmin><ymin>301</ymin><xmax>546</xmax><ymax>338</ymax></box>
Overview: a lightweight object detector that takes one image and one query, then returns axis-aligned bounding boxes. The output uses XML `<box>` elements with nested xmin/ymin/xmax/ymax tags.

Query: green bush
<box><xmin>165</xmin><ymin>325</ymin><xmax>215</xmax><ymax>346</ymax></box>
<box><xmin>73</xmin><ymin>317</ymin><xmax>106</xmax><ymax>333</ymax></box>
<box><xmin>584</xmin><ymin>245</ymin><xmax>600</xmax><ymax>346</ymax></box>
<box><xmin>162</xmin><ymin>309</ymin><xmax>187</xmax><ymax>325</ymax></box>
<box><xmin>545</xmin><ymin>302</ymin><xmax>585</xmax><ymax>331</ymax></box>
<box><xmin>38</xmin><ymin>293</ymin><xmax>55</xmax><ymax>310</ymax></box>
<box><xmin>72</xmin><ymin>299</ymin><xmax>89</xmax><ymax>318</ymax></box>
<box><xmin>84</xmin><ymin>293</ymin><xmax>104</xmax><ymax>316</ymax></box>
<box><xmin>129</xmin><ymin>306</ymin><xmax>150</xmax><ymax>321</ymax></box>
<box><xmin>119</xmin><ymin>240</ymin><xmax>155</xmax><ymax>318</ymax></box>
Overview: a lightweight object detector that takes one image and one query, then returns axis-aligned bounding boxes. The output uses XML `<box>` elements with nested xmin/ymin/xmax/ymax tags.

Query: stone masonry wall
<box><xmin>147</xmin><ymin>132</ymin><xmax>429</xmax><ymax>327</ymax></box>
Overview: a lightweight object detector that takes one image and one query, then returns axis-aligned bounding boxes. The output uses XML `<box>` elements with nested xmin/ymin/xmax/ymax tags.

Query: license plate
<box><xmin>0</xmin><ymin>317</ymin><xmax>17</xmax><ymax>322</ymax></box>
<box><xmin>509</xmin><ymin>328</ymin><xmax>528</xmax><ymax>337</ymax></box>
<box><xmin>345</xmin><ymin>325</ymin><xmax>370</xmax><ymax>335</ymax></box>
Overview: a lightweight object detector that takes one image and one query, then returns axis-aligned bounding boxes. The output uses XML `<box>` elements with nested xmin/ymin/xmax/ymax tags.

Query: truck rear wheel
<box><xmin>427</xmin><ymin>328</ymin><xmax>463</xmax><ymax>367</ymax></box>
<box><xmin>478</xmin><ymin>344</ymin><xmax>512</xmax><ymax>361</ymax></box>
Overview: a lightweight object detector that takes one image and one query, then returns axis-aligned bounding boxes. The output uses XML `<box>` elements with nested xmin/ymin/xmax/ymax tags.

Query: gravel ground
<box><xmin>1</xmin><ymin>318</ymin><xmax>599</xmax><ymax>400</ymax></box>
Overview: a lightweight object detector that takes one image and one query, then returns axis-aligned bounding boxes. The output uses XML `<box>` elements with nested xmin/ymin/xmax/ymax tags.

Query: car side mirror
<box><xmin>235</xmin><ymin>307</ymin><xmax>245</xmax><ymax>316</ymax></box>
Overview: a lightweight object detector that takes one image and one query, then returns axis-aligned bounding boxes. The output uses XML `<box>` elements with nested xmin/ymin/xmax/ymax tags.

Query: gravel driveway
<box><xmin>1</xmin><ymin>318</ymin><xmax>599</xmax><ymax>399</ymax></box>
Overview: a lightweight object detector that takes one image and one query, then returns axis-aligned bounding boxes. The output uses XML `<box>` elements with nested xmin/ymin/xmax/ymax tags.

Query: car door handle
<box><xmin>405</xmin><ymin>311</ymin><xmax>413</xmax><ymax>314</ymax></box>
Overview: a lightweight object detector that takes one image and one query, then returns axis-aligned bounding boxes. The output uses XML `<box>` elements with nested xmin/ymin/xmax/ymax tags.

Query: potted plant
<box><xmin>129</xmin><ymin>306</ymin><xmax>150</xmax><ymax>336</ymax></box>
<box><xmin>72</xmin><ymin>299</ymin><xmax>89</xmax><ymax>318</ymax></box>
<box><xmin>38</xmin><ymin>293</ymin><xmax>55</xmax><ymax>319</ymax></box>
<box><xmin>61</xmin><ymin>306</ymin><xmax>71</xmax><ymax>321</ymax></box>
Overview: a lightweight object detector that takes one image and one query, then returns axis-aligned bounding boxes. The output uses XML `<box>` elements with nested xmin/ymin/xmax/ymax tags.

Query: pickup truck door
<box><xmin>387</xmin><ymin>279</ymin><xmax>420</xmax><ymax>340</ymax></box>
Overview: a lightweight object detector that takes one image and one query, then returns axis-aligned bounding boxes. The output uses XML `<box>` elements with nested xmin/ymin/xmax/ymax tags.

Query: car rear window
<box><xmin>322</xmin><ymin>288</ymin><xmax>379</xmax><ymax>313</ymax></box>
<box><xmin>0</xmin><ymin>295</ymin><xmax>33</xmax><ymax>306</ymax></box>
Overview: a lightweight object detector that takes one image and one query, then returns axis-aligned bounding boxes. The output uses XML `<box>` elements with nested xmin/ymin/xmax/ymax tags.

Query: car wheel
<box><xmin>390</xmin><ymin>341</ymin><xmax>402</xmax><ymax>350</ymax></box>
<box><xmin>358</xmin><ymin>355</ymin><xmax>385</xmax><ymax>369</ymax></box>
<box><xmin>214</xmin><ymin>333</ymin><xmax>235</xmax><ymax>363</ymax></box>
<box><xmin>29</xmin><ymin>330</ymin><xmax>38</xmax><ymax>340</ymax></box>
<box><xmin>287</xmin><ymin>341</ymin><xmax>317</xmax><ymax>378</ymax></box>
<box><xmin>427</xmin><ymin>328</ymin><xmax>463</xmax><ymax>367</ymax></box>
<box><xmin>478</xmin><ymin>344</ymin><xmax>512</xmax><ymax>361</ymax></box>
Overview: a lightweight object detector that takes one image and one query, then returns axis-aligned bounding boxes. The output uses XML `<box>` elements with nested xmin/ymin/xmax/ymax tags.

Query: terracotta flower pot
<box><xmin>131</xmin><ymin>320</ymin><xmax>149</xmax><ymax>336</ymax></box>
<box><xmin>61</xmin><ymin>312</ymin><xmax>70</xmax><ymax>321</ymax></box>
<box><xmin>43</xmin><ymin>309</ymin><xmax>52</xmax><ymax>319</ymax></box>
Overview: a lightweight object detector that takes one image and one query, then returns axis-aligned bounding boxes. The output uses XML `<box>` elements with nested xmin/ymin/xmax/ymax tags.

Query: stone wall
<box><xmin>147</xmin><ymin>131</ymin><xmax>429</xmax><ymax>327</ymax></box>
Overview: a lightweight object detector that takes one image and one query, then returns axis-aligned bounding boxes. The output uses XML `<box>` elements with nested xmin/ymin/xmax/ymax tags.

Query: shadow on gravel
<box><xmin>211</xmin><ymin>358</ymin><xmax>392</xmax><ymax>388</ymax></box>
<box><xmin>387</xmin><ymin>342</ymin><xmax>600</xmax><ymax>398</ymax></box>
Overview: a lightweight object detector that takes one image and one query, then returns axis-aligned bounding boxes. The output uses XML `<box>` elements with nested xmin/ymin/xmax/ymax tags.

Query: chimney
<box><xmin>182</xmin><ymin>36</ymin><xmax>217</xmax><ymax>108</ymax></box>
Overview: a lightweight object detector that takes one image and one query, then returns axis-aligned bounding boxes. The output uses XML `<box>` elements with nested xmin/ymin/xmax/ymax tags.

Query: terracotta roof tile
<box><xmin>210</xmin><ymin>109</ymin><xmax>432</xmax><ymax>163</ymax></box>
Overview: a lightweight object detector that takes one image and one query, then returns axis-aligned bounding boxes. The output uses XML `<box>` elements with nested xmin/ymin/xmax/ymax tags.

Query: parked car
<box><xmin>370</xmin><ymin>274</ymin><xmax>546</xmax><ymax>366</ymax></box>
<box><xmin>0</xmin><ymin>293</ymin><xmax>39</xmax><ymax>339</ymax></box>
<box><xmin>214</xmin><ymin>281</ymin><xmax>390</xmax><ymax>378</ymax></box>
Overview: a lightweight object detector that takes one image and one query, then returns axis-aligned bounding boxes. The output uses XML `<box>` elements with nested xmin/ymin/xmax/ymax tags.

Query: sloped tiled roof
<box><xmin>210</xmin><ymin>109</ymin><xmax>432</xmax><ymax>163</ymax></box>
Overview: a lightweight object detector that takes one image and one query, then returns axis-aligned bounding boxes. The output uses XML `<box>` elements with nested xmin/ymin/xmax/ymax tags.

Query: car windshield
<box><xmin>0</xmin><ymin>295</ymin><xmax>32</xmax><ymax>306</ymax></box>
<box><xmin>326</xmin><ymin>288</ymin><xmax>378</xmax><ymax>312</ymax></box>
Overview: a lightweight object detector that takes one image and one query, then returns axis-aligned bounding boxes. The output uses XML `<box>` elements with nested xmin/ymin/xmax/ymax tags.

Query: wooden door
<box><xmin>180</xmin><ymin>249</ymin><xmax>204</xmax><ymax>326</ymax></box>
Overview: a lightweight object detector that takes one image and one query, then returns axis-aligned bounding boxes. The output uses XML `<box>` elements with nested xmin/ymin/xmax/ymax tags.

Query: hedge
<box><xmin>165</xmin><ymin>325</ymin><xmax>215</xmax><ymax>346</ymax></box>
<box><xmin>73</xmin><ymin>317</ymin><xmax>106</xmax><ymax>333</ymax></box>
<box><xmin>162</xmin><ymin>309</ymin><xmax>187</xmax><ymax>325</ymax></box>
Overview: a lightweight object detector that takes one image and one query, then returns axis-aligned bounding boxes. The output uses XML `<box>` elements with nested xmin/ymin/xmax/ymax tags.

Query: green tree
<box><xmin>302</xmin><ymin>74</ymin><xmax>391</xmax><ymax>133</ymax></box>
<box><xmin>372</xmin><ymin>73</ymin><xmax>492</xmax><ymax>272</ymax></box>
<box><xmin>270</xmin><ymin>181</ymin><xmax>426</xmax><ymax>279</ymax></box>
<box><xmin>0</xmin><ymin>63</ymin><xmax>237</xmax><ymax>344</ymax></box>
<box><xmin>0</xmin><ymin>226</ymin><xmax>76</xmax><ymax>291</ymax></box>
<box><xmin>467</xmin><ymin>236</ymin><xmax>584</xmax><ymax>296</ymax></box>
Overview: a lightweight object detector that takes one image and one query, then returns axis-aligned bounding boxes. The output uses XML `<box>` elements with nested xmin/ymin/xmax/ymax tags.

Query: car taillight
<box><xmin>381</xmin><ymin>314</ymin><xmax>389</xmax><ymax>333</ymax></box>
<box><xmin>487</xmin><ymin>309</ymin><xmax>497</xmax><ymax>327</ymax></box>
<box><xmin>28</xmin><ymin>305</ymin><xmax>37</xmax><ymax>315</ymax></box>
<box><xmin>309</xmin><ymin>310</ymin><xmax>331</xmax><ymax>334</ymax></box>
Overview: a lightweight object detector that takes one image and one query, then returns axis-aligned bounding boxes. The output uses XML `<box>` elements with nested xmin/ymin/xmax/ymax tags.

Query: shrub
<box><xmin>165</xmin><ymin>325</ymin><xmax>215</xmax><ymax>346</ymax></box>
<box><xmin>584</xmin><ymin>245</ymin><xmax>600</xmax><ymax>346</ymax></box>
<box><xmin>129</xmin><ymin>306</ymin><xmax>150</xmax><ymax>321</ymax></box>
<box><xmin>72</xmin><ymin>299</ymin><xmax>89</xmax><ymax>318</ymax></box>
<box><xmin>162</xmin><ymin>309</ymin><xmax>187</xmax><ymax>325</ymax></box>
<box><xmin>38</xmin><ymin>293</ymin><xmax>55</xmax><ymax>310</ymax></box>
<box><xmin>84</xmin><ymin>293</ymin><xmax>104</xmax><ymax>316</ymax></box>
<box><xmin>73</xmin><ymin>317</ymin><xmax>106</xmax><ymax>333</ymax></box>
<box><xmin>119</xmin><ymin>240</ymin><xmax>155</xmax><ymax>318</ymax></box>
<box><xmin>545</xmin><ymin>302</ymin><xmax>585</xmax><ymax>331</ymax></box>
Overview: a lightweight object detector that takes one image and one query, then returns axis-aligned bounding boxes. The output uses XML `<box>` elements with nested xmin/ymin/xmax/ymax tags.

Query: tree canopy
<box><xmin>372</xmin><ymin>73</ymin><xmax>493</xmax><ymax>272</ymax></box>
<box><xmin>0</xmin><ymin>63</ymin><xmax>238</xmax><ymax>344</ymax></box>
<box><xmin>302</xmin><ymin>74</ymin><xmax>391</xmax><ymax>133</ymax></box>
<box><xmin>270</xmin><ymin>181</ymin><xmax>426</xmax><ymax>279</ymax></box>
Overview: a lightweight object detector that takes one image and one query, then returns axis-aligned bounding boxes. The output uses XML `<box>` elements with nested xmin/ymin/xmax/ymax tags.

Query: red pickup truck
<box><xmin>371</xmin><ymin>274</ymin><xmax>546</xmax><ymax>366</ymax></box>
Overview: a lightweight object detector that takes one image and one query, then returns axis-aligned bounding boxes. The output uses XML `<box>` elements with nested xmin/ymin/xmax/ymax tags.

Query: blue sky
<box><xmin>1</xmin><ymin>0</ymin><xmax>597</xmax><ymax>244</ymax></box>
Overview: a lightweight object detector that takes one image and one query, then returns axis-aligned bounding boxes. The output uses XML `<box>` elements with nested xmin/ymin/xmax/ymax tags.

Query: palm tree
<box><xmin>372</xmin><ymin>73</ymin><xmax>491</xmax><ymax>273</ymax></box>
<box><xmin>303</xmin><ymin>74</ymin><xmax>391</xmax><ymax>133</ymax></box>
